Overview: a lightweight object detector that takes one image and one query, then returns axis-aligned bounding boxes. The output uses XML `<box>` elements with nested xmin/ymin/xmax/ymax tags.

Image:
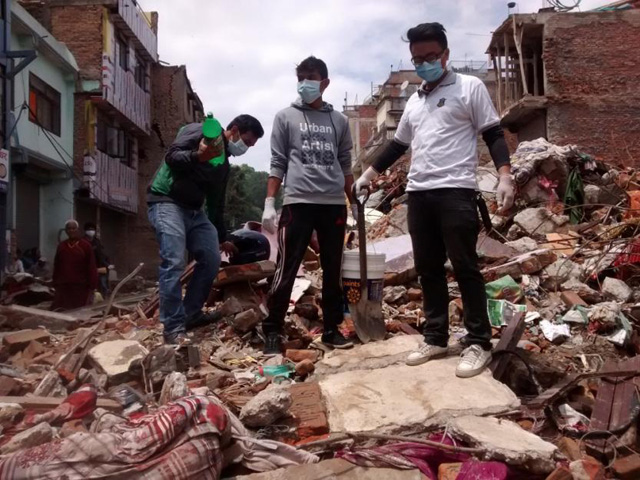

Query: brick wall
<box><xmin>543</xmin><ymin>10</ymin><xmax>640</xmax><ymax>167</ymax></box>
<box><xmin>21</xmin><ymin>2</ymin><xmax>105</xmax><ymax>81</ymax></box>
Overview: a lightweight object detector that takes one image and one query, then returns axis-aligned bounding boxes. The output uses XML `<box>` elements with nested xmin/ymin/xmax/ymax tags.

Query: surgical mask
<box><xmin>297</xmin><ymin>80</ymin><xmax>322</xmax><ymax>104</ymax></box>
<box><xmin>228</xmin><ymin>138</ymin><xmax>248</xmax><ymax>157</ymax></box>
<box><xmin>415</xmin><ymin>60</ymin><xmax>445</xmax><ymax>83</ymax></box>
<box><xmin>85</xmin><ymin>230</ymin><xmax>96</xmax><ymax>238</ymax></box>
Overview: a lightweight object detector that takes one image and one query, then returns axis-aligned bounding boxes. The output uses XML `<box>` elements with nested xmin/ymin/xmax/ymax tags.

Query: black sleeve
<box><xmin>371</xmin><ymin>140</ymin><xmax>409</xmax><ymax>173</ymax></box>
<box><xmin>206</xmin><ymin>168</ymin><xmax>229</xmax><ymax>243</ymax></box>
<box><xmin>165</xmin><ymin>123</ymin><xmax>201</xmax><ymax>171</ymax></box>
<box><xmin>482</xmin><ymin>125</ymin><xmax>511</xmax><ymax>170</ymax></box>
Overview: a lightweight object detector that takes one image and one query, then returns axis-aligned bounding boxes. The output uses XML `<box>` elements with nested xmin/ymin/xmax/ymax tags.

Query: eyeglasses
<box><xmin>411</xmin><ymin>52</ymin><xmax>445</xmax><ymax>66</ymax></box>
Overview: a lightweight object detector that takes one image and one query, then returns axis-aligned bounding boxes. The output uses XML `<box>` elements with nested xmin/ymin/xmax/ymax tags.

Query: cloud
<box><xmin>143</xmin><ymin>0</ymin><xmax>608</xmax><ymax>172</ymax></box>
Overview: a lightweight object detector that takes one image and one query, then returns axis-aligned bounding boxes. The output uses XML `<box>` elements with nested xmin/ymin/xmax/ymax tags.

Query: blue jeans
<box><xmin>148</xmin><ymin>202</ymin><xmax>221</xmax><ymax>336</ymax></box>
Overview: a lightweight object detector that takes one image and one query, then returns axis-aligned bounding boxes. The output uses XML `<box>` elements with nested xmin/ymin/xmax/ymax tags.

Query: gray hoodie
<box><xmin>270</xmin><ymin>98</ymin><xmax>353</xmax><ymax>205</ymax></box>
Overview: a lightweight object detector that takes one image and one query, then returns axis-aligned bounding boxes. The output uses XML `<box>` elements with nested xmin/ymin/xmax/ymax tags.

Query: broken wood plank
<box><xmin>133</xmin><ymin>261</ymin><xmax>195</xmax><ymax>321</ymax></box>
<box><xmin>0</xmin><ymin>395</ymin><xmax>121</xmax><ymax>412</ymax></box>
<box><xmin>523</xmin><ymin>368</ymin><xmax>640</xmax><ymax>409</ymax></box>
<box><xmin>490</xmin><ymin>311</ymin><xmax>525</xmax><ymax>381</ymax></box>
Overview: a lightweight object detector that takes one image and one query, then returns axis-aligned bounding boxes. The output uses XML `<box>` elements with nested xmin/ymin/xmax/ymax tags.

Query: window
<box><xmin>117</xmin><ymin>36</ymin><xmax>129</xmax><ymax>71</ymax></box>
<box><xmin>134</xmin><ymin>55</ymin><xmax>146</xmax><ymax>90</ymax></box>
<box><xmin>29</xmin><ymin>73</ymin><xmax>61</xmax><ymax>136</ymax></box>
<box><xmin>96</xmin><ymin>114</ymin><xmax>133</xmax><ymax>166</ymax></box>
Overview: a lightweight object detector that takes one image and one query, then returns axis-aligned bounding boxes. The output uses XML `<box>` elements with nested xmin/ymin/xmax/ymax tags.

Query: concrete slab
<box><xmin>316</xmin><ymin>335</ymin><xmax>423</xmax><ymax>376</ymax></box>
<box><xmin>319</xmin><ymin>357</ymin><xmax>520</xmax><ymax>435</ymax></box>
<box><xmin>449</xmin><ymin>416</ymin><xmax>557</xmax><ymax>474</ymax></box>
<box><xmin>231</xmin><ymin>458</ymin><xmax>426</xmax><ymax>479</ymax></box>
<box><xmin>88</xmin><ymin>340</ymin><xmax>148</xmax><ymax>385</ymax></box>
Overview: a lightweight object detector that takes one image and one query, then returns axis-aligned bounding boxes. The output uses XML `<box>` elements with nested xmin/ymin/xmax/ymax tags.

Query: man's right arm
<box><xmin>371</xmin><ymin>140</ymin><xmax>409</xmax><ymax>174</ymax></box>
<box><xmin>165</xmin><ymin>124</ymin><xmax>201</xmax><ymax>170</ymax></box>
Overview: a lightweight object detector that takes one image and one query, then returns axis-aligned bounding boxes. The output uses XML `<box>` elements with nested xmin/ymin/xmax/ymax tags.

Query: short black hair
<box><xmin>406</xmin><ymin>22</ymin><xmax>448</xmax><ymax>50</ymax></box>
<box><xmin>227</xmin><ymin>115</ymin><xmax>264</xmax><ymax>138</ymax></box>
<box><xmin>296</xmin><ymin>56</ymin><xmax>328</xmax><ymax>80</ymax></box>
<box><xmin>84</xmin><ymin>222</ymin><xmax>96</xmax><ymax>230</ymax></box>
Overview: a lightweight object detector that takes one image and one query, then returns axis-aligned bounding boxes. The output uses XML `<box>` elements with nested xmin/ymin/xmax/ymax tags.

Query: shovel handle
<box><xmin>352</xmin><ymin>184</ymin><xmax>370</xmax><ymax>207</ymax></box>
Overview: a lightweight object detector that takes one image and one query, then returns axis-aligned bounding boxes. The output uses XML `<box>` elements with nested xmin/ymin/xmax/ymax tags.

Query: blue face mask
<box><xmin>415</xmin><ymin>60</ymin><xmax>445</xmax><ymax>83</ymax></box>
<box><xmin>297</xmin><ymin>80</ymin><xmax>322</xmax><ymax>104</ymax></box>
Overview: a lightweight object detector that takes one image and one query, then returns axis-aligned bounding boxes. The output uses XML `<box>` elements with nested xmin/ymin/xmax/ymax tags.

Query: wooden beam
<box><xmin>533</xmin><ymin>52</ymin><xmax>540</xmax><ymax>96</ymax></box>
<box><xmin>512</xmin><ymin>17</ymin><xmax>529</xmax><ymax>96</ymax></box>
<box><xmin>490</xmin><ymin>311</ymin><xmax>525</xmax><ymax>381</ymax></box>
<box><xmin>503</xmin><ymin>32</ymin><xmax>511</xmax><ymax>106</ymax></box>
<box><xmin>493</xmin><ymin>55</ymin><xmax>503</xmax><ymax>114</ymax></box>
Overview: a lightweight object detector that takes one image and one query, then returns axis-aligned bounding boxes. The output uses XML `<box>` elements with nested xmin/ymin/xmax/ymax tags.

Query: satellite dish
<box><xmin>400</xmin><ymin>80</ymin><xmax>409</xmax><ymax>91</ymax></box>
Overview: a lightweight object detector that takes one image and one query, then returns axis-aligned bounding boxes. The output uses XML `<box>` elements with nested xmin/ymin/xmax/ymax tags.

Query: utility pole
<box><xmin>0</xmin><ymin>0</ymin><xmax>35</xmax><ymax>274</ymax></box>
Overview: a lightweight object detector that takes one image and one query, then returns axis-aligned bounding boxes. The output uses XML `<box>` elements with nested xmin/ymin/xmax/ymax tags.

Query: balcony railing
<box><xmin>101</xmin><ymin>58</ymin><xmax>151</xmax><ymax>134</ymax></box>
<box><xmin>83</xmin><ymin>151</ymin><xmax>138</xmax><ymax>214</ymax></box>
<box><xmin>114</xmin><ymin>0</ymin><xmax>158</xmax><ymax>61</ymax></box>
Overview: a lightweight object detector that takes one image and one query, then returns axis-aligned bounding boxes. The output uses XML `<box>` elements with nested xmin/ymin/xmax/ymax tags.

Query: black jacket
<box><xmin>148</xmin><ymin>123</ymin><xmax>230</xmax><ymax>242</ymax></box>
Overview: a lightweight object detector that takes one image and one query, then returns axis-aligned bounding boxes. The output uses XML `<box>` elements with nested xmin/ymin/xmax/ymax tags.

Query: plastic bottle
<box><xmin>202</xmin><ymin>112</ymin><xmax>224</xmax><ymax>166</ymax></box>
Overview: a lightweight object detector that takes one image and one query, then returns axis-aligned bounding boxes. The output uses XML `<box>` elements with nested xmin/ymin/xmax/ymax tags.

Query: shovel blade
<box><xmin>349</xmin><ymin>298</ymin><xmax>386</xmax><ymax>343</ymax></box>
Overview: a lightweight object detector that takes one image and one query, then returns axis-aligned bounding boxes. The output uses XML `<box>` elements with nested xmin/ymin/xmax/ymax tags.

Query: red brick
<box><xmin>294</xmin><ymin>359</ymin><xmax>315</xmax><ymax>377</ymax></box>
<box><xmin>0</xmin><ymin>375</ymin><xmax>20</xmax><ymax>396</ymax></box>
<box><xmin>561</xmin><ymin>291</ymin><xmax>587</xmax><ymax>308</ymax></box>
<box><xmin>288</xmin><ymin>382</ymin><xmax>329</xmax><ymax>438</ymax></box>
<box><xmin>438</xmin><ymin>463</ymin><xmax>462</xmax><ymax>480</ymax></box>
<box><xmin>4</xmin><ymin>329</ymin><xmax>50</xmax><ymax>352</ymax></box>
<box><xmin>407</xmin><ymin>288</ymin><xmax>422</xmax><ymax>302</ymax></box>
<box><xmin>285</xmin><ymin>349</ymin><xmax>318</xmax><ymax>363</ymax></box>
<box><xmin>557</xmin><ymin>436</ymin><xmax>582</xmax><ymax>461</ymax></box>
<box><xmin>612</xmin><ymin>454</ymin><xmax>640</xmax><ymax>480</ymax></box>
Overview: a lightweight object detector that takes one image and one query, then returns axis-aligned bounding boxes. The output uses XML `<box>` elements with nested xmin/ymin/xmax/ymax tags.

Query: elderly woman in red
<box><xmin>51</xmin><ymin>220</ymin><xmax>98</xmax><ymax>311</ymax></box>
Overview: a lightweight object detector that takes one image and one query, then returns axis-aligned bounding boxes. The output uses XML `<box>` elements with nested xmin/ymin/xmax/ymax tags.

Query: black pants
<box><xmin>408</xmin><ymin>189</ymin><xmax>491</xmax><ymax>350</ymax></box>
<box><xmin>263</xmin><ymin>203</ymin><xmax>346</xmax><ymax>335</ymax></box>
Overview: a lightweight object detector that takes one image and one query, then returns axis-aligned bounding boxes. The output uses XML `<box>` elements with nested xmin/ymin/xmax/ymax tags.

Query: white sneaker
<box><xmin>406</xmin><ymin>343</ymin><xmax>448</xmax><ymax>366</ymax></box>
<box><xmin>456</xmin><ymin>345</ymin><xmax>492</xmax><ymax>378</ymax></box>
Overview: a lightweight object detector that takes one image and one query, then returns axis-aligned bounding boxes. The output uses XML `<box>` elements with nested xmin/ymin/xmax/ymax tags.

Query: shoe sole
<box><xmin>321</xmin><ymin>341</ymin><xmax>354</xmax><ymax>350</ymax></box>
<box><xmin>405</xmin><ymin>350</ymin><xmax>448</xmax><ymax>367</ymax></box>
<box><xmin>455</xmin><ymin>355</ymin><xmax>492</xmax><ymax>378</ymax></box>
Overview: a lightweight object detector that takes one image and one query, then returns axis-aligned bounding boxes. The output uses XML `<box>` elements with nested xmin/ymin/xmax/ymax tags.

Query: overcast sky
<box><xmin>144</xmin><ymin>0</ymin><xmax>606</xmax><ymax>173</ymax></box>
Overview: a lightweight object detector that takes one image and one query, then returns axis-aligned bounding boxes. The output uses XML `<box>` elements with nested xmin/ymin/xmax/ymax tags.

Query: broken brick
<box><xmin>407</xmin><ymin>288</ymin><xmax>422</xmax><ymax>302</ymax></box>
<box><xmin>612</xmin><ymin>454</ymin><xmax>640</xmax><ymax>480</ymax></box>
<box><xmin>3</xmin><ymin>329</ymin><xmax>50</xmax><ymax>352</ymax></box>
<box><xmin>570</xmin><ymin>456</ymin><xmax>605</xmax><ymax>480</ymax></box>
<box><xmin>561</xmin><ymin>291</ymin><xmax>587</xmax><ymax>308</ymax></box>
<box><xmin>0</xmin><ymin>375</ymin><xmax>20</xmax><ymax>396</ymax></box>
<box><xmin>285</xmin><ymin>349</ymin><xmax>318</xmax><ymax>363</ymax></box>
<box><xmin>295</xmin><ymin>359</ymin><xmax>315</xmax><ymax>377</ymax></box>
<box><xmin>557</xmin><ymin>436</ymin><xmax>582</xmax><ymax>461</ymax></box>
<box><xmin>438</xmin><ymin>463</ymin><xmax>462</xmax><ymax>480</ymax></box>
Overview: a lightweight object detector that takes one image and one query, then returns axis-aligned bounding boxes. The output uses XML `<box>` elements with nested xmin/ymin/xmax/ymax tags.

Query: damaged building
<box><xmin>487</xmin><ymin>6</ymin><xmax>640</xmax><ymax>167</ymax></box>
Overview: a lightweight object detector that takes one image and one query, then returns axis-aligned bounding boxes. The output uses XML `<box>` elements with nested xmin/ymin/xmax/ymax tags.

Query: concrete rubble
<box><xmin>239</xmin><ymin>387</ymin><xmax>293</xmax><ymax>428</ymax></box>
<box><xmin>0</xmin><ymin>138</ymin><xmax>638</xmax><ymax>479</ymax></box>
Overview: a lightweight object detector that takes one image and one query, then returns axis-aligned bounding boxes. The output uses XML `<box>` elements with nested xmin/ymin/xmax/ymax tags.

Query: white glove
<box><xmin>496</xmin><ymin>174</ymin><xmax>515</xmax><ymax>212</ymax></box>
<box><xmin>351</xmin><ymin>204</ymin><xmax>359</xmax><ymax>223</ymax></box>
<box><xmin>354</xmin><ymin>167</ymin><xmax>378</xmax><ymax>198</ymax></box>
<box><xmin>262</xmin><ymin>197</ymin><xmax>278</xmax><ymax>234</ymax></box>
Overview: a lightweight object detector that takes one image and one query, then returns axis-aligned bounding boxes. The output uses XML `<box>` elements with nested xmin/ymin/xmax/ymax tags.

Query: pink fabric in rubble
<box><xmin>337</xmin><ymin>434</ymin><xmax>512</xmax><ymax>480</ymax></box>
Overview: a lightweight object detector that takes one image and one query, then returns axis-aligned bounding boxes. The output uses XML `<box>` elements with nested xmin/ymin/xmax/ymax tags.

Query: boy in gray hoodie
<box><xmin>261</xmin><ymin>56</ymin><xmax>356</xmax><ymax>355</ymax></box>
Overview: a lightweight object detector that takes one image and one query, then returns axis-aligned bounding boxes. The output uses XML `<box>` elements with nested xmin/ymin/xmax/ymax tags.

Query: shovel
<box><xmin>349</xmin><ymin>186</ymin><xmax>386</xmax><ymax>343</ymax></box>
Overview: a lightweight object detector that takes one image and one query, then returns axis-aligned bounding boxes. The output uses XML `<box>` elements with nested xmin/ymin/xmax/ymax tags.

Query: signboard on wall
<box><xmin>0</xmin><ymin>149</ymin><xmax>8</xmax><ymax>193</ymax></box>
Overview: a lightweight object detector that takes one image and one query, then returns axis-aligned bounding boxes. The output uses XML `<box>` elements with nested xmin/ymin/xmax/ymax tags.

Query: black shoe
<box><xmin>321</xmin><ymin>331</ymin><xmax>354</xmax><ymax>349</ymax></box>
<box><xmin>263</xmin><ymin>333</ymin><xmax>282</xmax><ymax>355</ymax></box>
<box><xmin>185</xmin><ymin>310</ymin><xmax>222</xmax><ymax>331</ymax></box>
<box><xmin>164</xmin><ymin>332</ymin><xmax>192</xmax><ymax>346</ymax></box>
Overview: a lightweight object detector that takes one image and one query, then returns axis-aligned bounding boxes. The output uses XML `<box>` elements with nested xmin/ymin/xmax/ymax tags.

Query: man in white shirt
<box><xmin>355</xmin><ymin>22</ymin><xmax>515</xmax><ymax>378</ymax></box>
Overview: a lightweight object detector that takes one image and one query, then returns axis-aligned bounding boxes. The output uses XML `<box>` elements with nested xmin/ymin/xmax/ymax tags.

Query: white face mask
<box><xmin>85</xmin><ymin>230</ymin><xmax>96</xmax><ymax>238</ymax></box>
<box><xmin>228</xmin><ymin>138</ymin><xmax>249</xmax><ymax>157</ymax></box>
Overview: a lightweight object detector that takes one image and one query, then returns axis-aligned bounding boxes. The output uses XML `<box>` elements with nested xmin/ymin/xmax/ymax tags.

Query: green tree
<box><xmin>224</xmin><ymin>164</ymin><xmax>280</xmax><ymax>231</ymax></box>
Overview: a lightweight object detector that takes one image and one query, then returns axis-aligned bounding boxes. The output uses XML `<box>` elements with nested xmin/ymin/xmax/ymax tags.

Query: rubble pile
<box><xmin>0</xmin><ymin>139</ymin><xmax>638</xmax><ymax>478</ymax></box>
